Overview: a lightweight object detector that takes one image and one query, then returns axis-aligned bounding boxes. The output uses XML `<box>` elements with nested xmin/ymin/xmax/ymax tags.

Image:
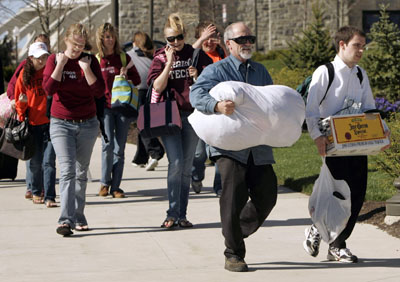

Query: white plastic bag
<box><xmin>188</xmin><ymin>81</ymin><xmax>305</xmax><ymax>151</ymax></box>
<box><xmin>0</xmin><ymin>93</ymin><xmax>15</xmax><ymax>128</ymax></box>
<box><xmin>308</xmin><ymin>159</ymin><xmax>351</xmax><ymax>244</ymax></box>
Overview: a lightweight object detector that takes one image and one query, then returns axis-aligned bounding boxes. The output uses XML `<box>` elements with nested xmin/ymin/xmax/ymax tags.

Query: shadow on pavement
<box><xmin>262</xmin><ymin>218</ymin><xmax>312</xmax><ymax>227</ymax></box>
<box><xmin>248</xmin><ymin>258</ymin><xmax>400</xmax><ymax>270</ymax></box>
<box><xmin>67</xmin><ymin>221</ymin><xmax>222</xmax><ymax>238</ymax></box>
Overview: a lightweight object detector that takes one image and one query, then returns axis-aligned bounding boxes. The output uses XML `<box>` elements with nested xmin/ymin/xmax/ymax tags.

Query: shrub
<box><xmin>374</xmin><ymin>112</ymin><xmax>400</xmax><ymax>178</ymax></box>
<box><xmin>281</xmin><ymin>2</ymin><xmax>335</xmax><ymax>72</ymax></box>
<box><xmin>3</xmin><ymin>65</ymin><xmax>16</xmax><ymax>83</ymax></box>
<box><xmin>256</xmin><ymin>49</ymin><xmax>288</xmax><ymax>61</ymax></box>
<box><xmin>269</xmin><ymin>67</ymin><xmax>310</xmax><ymax>89</ymax></box>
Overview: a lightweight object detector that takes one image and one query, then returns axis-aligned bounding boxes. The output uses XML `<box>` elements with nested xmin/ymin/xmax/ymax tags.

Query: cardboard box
<box><xmin>322</xmin><ymin>113</ymin><xmax>390</xmax><ymax>156</ymax></box>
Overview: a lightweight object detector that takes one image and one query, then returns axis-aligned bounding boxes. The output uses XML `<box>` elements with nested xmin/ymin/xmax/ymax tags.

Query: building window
<box><xmin>363</xmin><ymin>10</ymin><xmax>400</xmax><ymax>40</ymax></box>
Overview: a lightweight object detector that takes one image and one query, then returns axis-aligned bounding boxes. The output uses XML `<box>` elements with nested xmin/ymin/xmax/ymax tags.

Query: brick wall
<box><xmin>118</xmin><ymin>0</ymin><xmax>400</xmax><ymax>51</ymax></box>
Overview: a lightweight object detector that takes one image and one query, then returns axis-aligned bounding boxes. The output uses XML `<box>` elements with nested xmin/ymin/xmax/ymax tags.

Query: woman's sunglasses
<box><xmin>229</xmin><ymin>35</ymin><xmax>256</xmax><ymax>45</ymax></box>
<box><xmin>166</xmin><ymin>34</ymin><xmax>184</xmax><ymax>43</ymax></box>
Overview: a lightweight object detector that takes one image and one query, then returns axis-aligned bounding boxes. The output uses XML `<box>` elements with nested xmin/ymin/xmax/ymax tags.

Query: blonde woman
<box><xmin>96</xmin><ymin>23</ymin><xmax>141</xmax><ymax>198</ymax></box>
<box><xmin>43</xmin><ymin>23</ymin><xmax>105</xmax><ymax>236</ymax></box>
<box><xmin>147</xmin><ymin>13</ymin><xmax>212</xmax><ymax>228</ymax></box>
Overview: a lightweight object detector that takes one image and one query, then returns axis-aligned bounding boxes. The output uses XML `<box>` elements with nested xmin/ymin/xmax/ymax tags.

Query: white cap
<box><xmin>28</xmin><ymin>42</ymin><xmax>49</xmax><ymax>58</ymax></box>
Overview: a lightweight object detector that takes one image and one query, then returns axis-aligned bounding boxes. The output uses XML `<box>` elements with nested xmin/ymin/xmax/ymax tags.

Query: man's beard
<box><xmin>239</xmin><ymin>47</ymin><xmax>253</xmax><ymax>60</ymax></box>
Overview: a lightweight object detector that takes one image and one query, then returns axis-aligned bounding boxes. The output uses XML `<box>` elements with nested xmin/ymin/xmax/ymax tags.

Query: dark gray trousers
<box><xmin>217</xmin><ymin>154</ymin><xmax>277</xmax><ymax>259</ymax></box>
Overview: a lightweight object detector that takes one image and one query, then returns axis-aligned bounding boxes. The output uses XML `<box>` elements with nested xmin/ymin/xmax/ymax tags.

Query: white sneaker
<box><xmin>327</xmin><ymin>247</ymin><xmax>358</xmax><ymax>263</ymax></box>
<box><xmin>145</xmin><ymin>158</ymin><xmax>158</xmax><ymax>171</ymax></box>
<box><xmin>303</xmin><ymin>224</ymin><xmax>321</xmax><ymax>257</ymax></box>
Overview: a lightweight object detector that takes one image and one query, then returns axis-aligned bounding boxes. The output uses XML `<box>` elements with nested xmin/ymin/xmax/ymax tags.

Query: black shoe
<box><xmin>224</xmin><ymin>256</ymin><xmax>248</xmax><ymax>272</ymax></box>
<box><xmin>56</xmin><ymin>224</ymin><xmax>73</xmax><ymax>237</ymax></box>
<box><xmin>192</xmin><ymin>181</ymin><xmax>203</xmax><ymax>194</ymax></box>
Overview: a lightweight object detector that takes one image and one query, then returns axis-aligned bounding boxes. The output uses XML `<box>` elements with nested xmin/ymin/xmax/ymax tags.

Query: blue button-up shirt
<box><xmin>190</xmin><ymin>55</ymin><xmax>275</xmax><ymax>165</ymax></box>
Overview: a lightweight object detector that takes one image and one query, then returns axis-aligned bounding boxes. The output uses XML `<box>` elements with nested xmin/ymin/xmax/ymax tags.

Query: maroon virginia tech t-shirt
<box><xmin>147</xmin><ymin>44</ymin><xmax>212</xmax><ymax>112</ymax></box>
<box><xmin>43</xmin><ymin>53</ymin><xmax>105</xmax><ymax>120</ymax></box>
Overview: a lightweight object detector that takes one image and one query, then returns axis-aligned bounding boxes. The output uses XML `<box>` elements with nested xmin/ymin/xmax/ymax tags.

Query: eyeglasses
<box><xmin>166</xmin><ymin>34</ymin><xmax>184</xmax><ymax>43</ymax></box>
<box><xmin>229</xmin><ymin>35</ymin><xmax>256</xmax><ymax>45</ymax></box>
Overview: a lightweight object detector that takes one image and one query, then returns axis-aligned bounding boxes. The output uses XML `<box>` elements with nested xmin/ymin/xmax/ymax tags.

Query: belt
<box><xmin>53</xmin><ymin>117</ymin><xmax>90</xmax><ymax>124</ymax></box>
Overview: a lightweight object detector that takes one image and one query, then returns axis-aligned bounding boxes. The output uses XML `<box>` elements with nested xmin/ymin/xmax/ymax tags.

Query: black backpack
<box><xmin>296</xmin><ymin>62</ymin><xmax>363</xmax><ymax>105</ymax></box>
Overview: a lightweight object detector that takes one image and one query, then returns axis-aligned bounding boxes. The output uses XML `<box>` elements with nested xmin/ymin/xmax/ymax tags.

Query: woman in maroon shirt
<box><xmin>43</xmin><ymin>23</ymin><xmax>105</xmax><ymax>236</ymax></box>
<box><xmin>147</xmin><ymin>13</ymin><xmax>212</xmax><ymax>228</ymax></box>
<box><xmin>95</xmin><ymin>23</ymin><xmax>141</xmax><ymax>198</ymax></box>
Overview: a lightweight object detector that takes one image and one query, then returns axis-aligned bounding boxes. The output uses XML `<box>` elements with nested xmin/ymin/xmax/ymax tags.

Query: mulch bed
<box><xmin>358</xmin><ymin>201</ymin><xmax>400</xmax><ymax>239</ymax></box>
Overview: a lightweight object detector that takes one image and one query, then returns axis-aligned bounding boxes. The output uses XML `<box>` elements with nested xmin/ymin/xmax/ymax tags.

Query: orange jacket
<box><xmin>15</xmin><ymin>68</ymin><xmax>49</xmax><ymax>125</ymax></box>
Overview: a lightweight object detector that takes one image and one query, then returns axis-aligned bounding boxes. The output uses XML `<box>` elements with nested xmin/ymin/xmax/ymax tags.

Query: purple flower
<box><xmin>374</xmin><ymin>97</ymin><xmax>400</xmax><ymax>112</ymax></box>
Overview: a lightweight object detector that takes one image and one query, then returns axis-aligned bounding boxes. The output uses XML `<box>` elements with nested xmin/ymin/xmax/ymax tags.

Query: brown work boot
<box><xmin>98</xmin><ymin>185</ymin><xmax>109</xmax><ymax>196</ymax></box>
<box><xmin>224</xmin><ymin>256</ymin><xmax>248</xmax><ymax>272</ymax></box>
<box><xmin>25</xmin><ymin>190</ymin><xmax>33</xmax><ymax>199</ymax></box>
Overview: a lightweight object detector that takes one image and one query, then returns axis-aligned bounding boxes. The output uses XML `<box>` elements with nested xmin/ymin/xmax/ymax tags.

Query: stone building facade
<box><xmin>119</xmin><ymin>0</ymin><xmax>400</xmax><ymax>51</ymax></box>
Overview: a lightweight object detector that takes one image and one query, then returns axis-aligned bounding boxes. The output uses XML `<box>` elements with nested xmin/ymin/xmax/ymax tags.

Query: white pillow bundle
<box><xmin>189</xmin><ymin>81</ymin><xmax>305</xmax><ymax>151</ymax></box>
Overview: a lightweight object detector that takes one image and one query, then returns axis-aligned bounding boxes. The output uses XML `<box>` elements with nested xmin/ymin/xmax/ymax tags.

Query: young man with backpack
<box><xmin>303</xmin><ymin>26</ymin><xmax>390</xmax><ymax>263</ymax></box>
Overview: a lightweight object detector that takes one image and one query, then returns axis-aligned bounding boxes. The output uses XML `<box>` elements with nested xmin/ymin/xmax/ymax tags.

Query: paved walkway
<box><xmin>0</xmin><ymin>139</ymin><xmax>399</xmax><ymax>282</ymax></box>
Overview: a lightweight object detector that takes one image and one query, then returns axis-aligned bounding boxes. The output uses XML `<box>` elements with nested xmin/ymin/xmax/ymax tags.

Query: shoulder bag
<box><xmin>137</xmin><ymin>81</ymin><xmax>182</xmax><ymax>138</ymax></box>
<box><xmin>0</xmin><ymin>112</ymin><xmax>35</xmax><ymax>160</ymax></box>
<box><xmin>110</xmin><ymin>52</ymin><xmax>139</xmax><ymax>118</ymax></box>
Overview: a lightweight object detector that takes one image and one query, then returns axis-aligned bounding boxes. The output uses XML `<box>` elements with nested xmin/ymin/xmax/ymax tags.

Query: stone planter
<box><xmin>385</xmin><ymin>176</ymin><xmax>400</xmax><ymax>225</ymax></box>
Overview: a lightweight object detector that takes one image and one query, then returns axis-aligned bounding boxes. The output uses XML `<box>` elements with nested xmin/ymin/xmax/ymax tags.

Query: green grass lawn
<box><xmin>272</xmin><ymin>132</ymin><xmax>397</xmax><ymax>201</ymax></box>
<box><xmin>261</xmin><ymin>59</ymin><xmax>285</xmax><ymax>73</ymax></box>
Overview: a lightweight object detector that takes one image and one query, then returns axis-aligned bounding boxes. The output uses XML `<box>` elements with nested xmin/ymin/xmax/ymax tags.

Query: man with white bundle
<box><xmin>190</xmin><ymin>22</ymin><xmax>278</xmax><ymax>272</ymax></box>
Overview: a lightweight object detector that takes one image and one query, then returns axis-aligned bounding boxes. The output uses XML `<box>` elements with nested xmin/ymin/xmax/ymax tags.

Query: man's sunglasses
<box><xmin>166</xmin><ymin>34</ymin><xmax>184</xmax><ymax>43</ymax></box>
<box><xmin>229</xmin><ymin>35</ymin><xmax>256</xmax><ymax>45</ymax></box>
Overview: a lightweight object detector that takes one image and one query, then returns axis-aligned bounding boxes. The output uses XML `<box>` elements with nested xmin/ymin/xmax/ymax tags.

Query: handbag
<box><xmin>0</xmin><ymin>112</ymin><xmax>35</xmax><ymax>160</ymax></box>
<box><xmin>4</xmin><ymin>112</ymin><xmax>30</xmax><ymax>143</ymax></box>
<box><xmin>137</xmin><ymin>82</ymin><xmax>182</xmax><ymax>138</ymax></box>
<box><xmin>109</xmin><ymin>52</ymin><xmax>139</xmax><ymax>118</ymax></box>
<box><xmin>111</xmin><ymin>75</ymin><xmax>139</xmax><ymax>118</ymax></box>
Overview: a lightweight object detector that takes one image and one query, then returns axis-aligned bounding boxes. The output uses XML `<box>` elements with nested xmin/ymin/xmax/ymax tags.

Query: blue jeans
<box><xmin>192</xmin><ymin>140</ymin><xmax>222</xmax><ymax>194</ymax></box>
<box><xmin>50</xmin><ymin>117</ymin><xmax>99</xmax><ymax>228</ymax></box>
<box><xmin>161</xmin><ymin>112</ymin><xmax>198</xmax><ymax>220</ymax></box>
<box><xmin>213</xmin><ymin>163</ymin><xmax>222</xmax><ymax>194</ymax></box>
<box><xmin>192</xmin><ymin>139</ymin><xmax>207</xmax><ymax>182</ymax></box>
<box><xmin>26</xmin><ymin>124</ymin><xmax>56</xmax><ymax>201</ymax></box>
<box><xmin>101</xmin><ymin>108</ymin><xmax>134</xmax><ymax>191</ymax></box>
<box><xmin>43</xmin><ymin>140</ymin><xmax>57</xmax><ymax>201</ymax></box>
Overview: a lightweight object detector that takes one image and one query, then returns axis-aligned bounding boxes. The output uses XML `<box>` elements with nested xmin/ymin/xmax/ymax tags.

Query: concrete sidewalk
<box><xmin>0</xmin><ymin>138</ymin><xmax>399</xmax><ymax>282</ymax></box>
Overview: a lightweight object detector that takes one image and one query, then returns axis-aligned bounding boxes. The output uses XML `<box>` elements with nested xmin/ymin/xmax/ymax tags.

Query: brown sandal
<box><xmin>178</xmin><ymin>219</ymin><xmax>193</xmax><ymax>228</ymax></box>
<box><xmin>56</xmin><ymin>224</ymin><xmax>73</xmax><ymax>236</ymax></box>
<box><xmin>32</xmin><ymin>195</ymin><xmax>44</xmax><ymax>204</ymax></box>
<box><xmin>75</xmin><ymin>225</ymin><xmax>90</xmax><ymax>231</ymax></box>
<box><xmin>161</xmin><ymin>218</ymin><xmax>176</xmax><ymax>229</ymax></box>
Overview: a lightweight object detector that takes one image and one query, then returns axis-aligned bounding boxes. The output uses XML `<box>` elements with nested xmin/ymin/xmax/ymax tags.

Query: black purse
<box><xmin>4</xmin><ymin>113</ymin><xmax>30</xmax><ymax>143</ymax></box>
<box><xmin>0</xmin><ymin>111</ymin><xmax>35</xmax><ymax>160</ymax></box>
